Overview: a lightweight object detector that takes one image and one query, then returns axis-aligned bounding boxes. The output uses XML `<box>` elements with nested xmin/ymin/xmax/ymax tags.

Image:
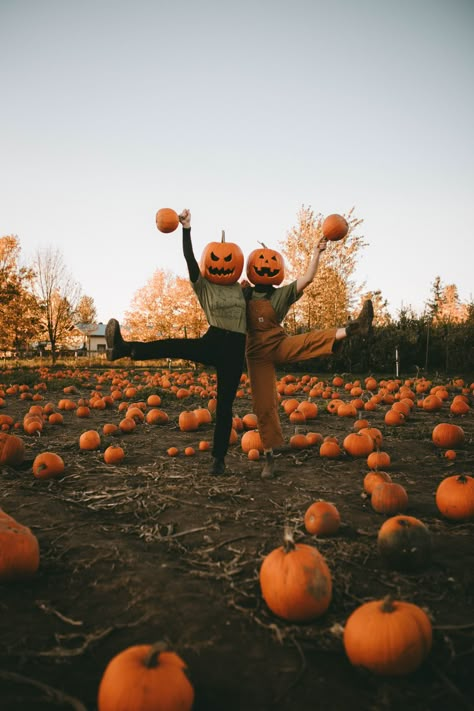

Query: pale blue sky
<box><xmin>1</xmin><ymin>0</ymin><xmax>473</xmax><ymax>323</ymax></box>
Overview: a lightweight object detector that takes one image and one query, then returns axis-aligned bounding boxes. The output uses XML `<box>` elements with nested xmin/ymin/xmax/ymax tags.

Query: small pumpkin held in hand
<box><xmin>155</xmin><ymin>208</ymin><xmax>180</xmax><ymax>233</ymax></box>
<box><xmin>97</xmin><ymin>641</ymin><xmax>194</xmax><ymax>711</ymax></box>
<box><xmin>322</xmin><ymin>213</ymin><xmax>349</xmax><ymax>241</ymax></box>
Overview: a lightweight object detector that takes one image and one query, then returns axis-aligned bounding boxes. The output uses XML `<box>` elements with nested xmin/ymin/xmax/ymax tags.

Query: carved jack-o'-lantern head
<box><xmin>246</xmin><ymin>243</ymin><xmax>285</xmax><ymax>286</ymax></box>
<box><xmin>200</xmin><ymin>231</ymin><xmax>244</xmax><ymax>285</ymax></box>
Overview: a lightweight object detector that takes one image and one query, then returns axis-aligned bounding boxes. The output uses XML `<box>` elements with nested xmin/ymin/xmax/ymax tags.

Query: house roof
<box><xmin>73</xmin><ymin>322</ymin><xmax>107</xmax><ymax>337</ymax></box>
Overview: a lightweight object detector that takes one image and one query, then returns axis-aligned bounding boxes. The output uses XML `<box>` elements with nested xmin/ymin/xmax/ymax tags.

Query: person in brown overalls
<box><xmin>244</xmin><ymin>236</ymin><xmax>373</xmax><ymax>478</ymax></box>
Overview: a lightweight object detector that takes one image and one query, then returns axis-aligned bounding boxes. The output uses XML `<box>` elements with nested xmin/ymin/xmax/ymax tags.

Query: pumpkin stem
<box><xmin>221</xmin><ymin>230</ymin><xmax>225</xmax><ymax>243</ymax></box>
<box><xmin>144</xmin><ymin>641</ymin><xmax>168</xmax><ymax>668</ymax></box>
<box><xmin>282</xmin><ymin>526</ymin><xmax>296</xmax><ymax>553</ymax></box>
<box><xmin>380</xmin><ymin>595</ymin><xmax>396</xmax><ymax>613</ymax></box>
<box><xmin>257</xmin><ymin>241</ymin><xmax>267</xmax><ymax>249</ymax></box>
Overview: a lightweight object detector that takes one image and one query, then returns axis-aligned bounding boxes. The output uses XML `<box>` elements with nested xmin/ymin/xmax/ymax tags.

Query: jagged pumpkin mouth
<box><xmin>208</xmin><ymin>266</ymin><xmax>236</xmax><ymax>276</ymax></box>
<box><xmin>252</xmin><ymin>266</ymin><xmax>281</xmax><ymax>277</ymax></box>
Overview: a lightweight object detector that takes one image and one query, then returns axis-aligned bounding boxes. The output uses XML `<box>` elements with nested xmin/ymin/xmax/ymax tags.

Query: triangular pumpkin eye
<box><xmin>224</xmin><ymin>254</ymin><xmax>233</xmax><ymax>262</ymax></box>
<box><xmin>258</xmin><ymin>253</ymin><xmax>265</xmax><ymax>260</ymax></box>
<box><xmin>210</xmin><ymin>252</ymin><xmax>220</xmax><ymax>261</ymax></box>
<box><xmin>271</xmin><ymin>255</ymin><xmax>277</xmax><ymax>261</ymax></box>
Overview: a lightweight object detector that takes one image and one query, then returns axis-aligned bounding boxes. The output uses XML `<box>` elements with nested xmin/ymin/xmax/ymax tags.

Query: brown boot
<box><xmin>105</xmin><ymin>319</ymin><xmax>131</xmax><ymax>361</ymax></box>
<box><xmin>261</xmin><ymin>451</ymin><xmax>275</xmax><ymax>479</ymax></box>
<box><xmin>346</xmin><ymin>299</ymin><xmax>374</xmax><ymax>337</ymax></box>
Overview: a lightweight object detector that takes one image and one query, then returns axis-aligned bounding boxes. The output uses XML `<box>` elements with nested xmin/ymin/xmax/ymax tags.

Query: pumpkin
<box><xmin>367</xmin><ymin>450</ymin><xmax>391</xmax><ymax>470</ymax></box>
<box><xmin>322</xmin><ymin>213</ymin><xmax>349</xmax><ymax>241</ymax></box>
<box><xmin>246</xmin><ymin>243</ymin><xmax>285</xmax><ymax>286</ymax></box>
<box><xmin>363</xmin><ymin>470</ymin><xmax>392</xmax><ymax>495</ymax></box>
<box><xmin>0</xmin><ymin>515</ymin><xmax>40</xmax><ymax>581</ymax></box>
<box><xmin>435</xmin><ymin>474</ymin><xmax>474</xmax><ymax>521</ymax></box>
<box><xmin>247</xmin><ymin>448</ymin><xmax>260</xmax><ymax>461</ymax></box>
<box><xmin>432</xmin><ymin>423</ymin><xmax>465</xmax><ymax>449</ymax></box>
<box><xmin>289</xmin><ymin>433</ymin><xmax>309</xmax><ymax>449</ymax></box>
<box><xmin>178</xmin><ymin>411</ymin><xmax>199</xmax><ymax>432</ymax></box>
<box><xmin>259</xmin><ymin>528</ymin><xmax>332</xmax><ymax>622</ymax></box>
<box><xmin>32</xmin><ymin>452</ymin><xmax>65</xmax><ymax>480</ymax></box>
<box><xmin>104</xmin><ymin>445</ymin><xmax>125</xmax><ymax>465</ymax></box>
<box><xmin>97</xmin><ymin>641</ymin><xmax>194</xmax><ymax>711</ymax></box>
<box><xmin>200</xmin><ymin>231</ymin><xmax>244</xmax><ymax>285</ymax></box>
<box><xmin>0</xmin><ymin>432</ymin><xmax>25</xmax><ymax>467</ymax></box>
<box><xmin>319</xmin><ymin>440</ymin><xmax>342</xmax><ymax>458</ymax></box>
<box><xmin>304</xmin><ymin>501</ymin><xmax>341</xmax><ymax>536</ymax></box>
<box><xmin>241</xmin><ymin>429</ymin><xmax>264</xmax><ymax>453</ymax></box>
<box><xmin>343</xmin><ymin>432</ymin><xmax>374</xmax><ymax>457</ymax></box>
<box><xmin>79</xmin><ymin>430</ymin><xmax>101</xmax><ymax>450</ymax></box>
<box><xmin>343</xmin><ymin>596</ymin><xmax>432</xmax><ymax>675</ymax></box>
<box><xmin>371</xmin><ymin>482</ymin><xmax>408</xmax><ymax>515</ymax></box>
<box><xmin>155</xmin><ymin>208</ymin><xmax>180</xmax><ymax>233</ymax></box>
<box><xmin>377</xmin><ymin>515</ymin><xmax>432</xmax><ymax>571</ymax></box>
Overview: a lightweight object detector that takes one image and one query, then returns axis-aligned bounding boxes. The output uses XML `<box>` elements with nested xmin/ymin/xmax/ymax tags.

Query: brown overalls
<box><xmin>246</xmin><ymin>297</ymin><xmax>338</xmax><ymax>450</ymax></box>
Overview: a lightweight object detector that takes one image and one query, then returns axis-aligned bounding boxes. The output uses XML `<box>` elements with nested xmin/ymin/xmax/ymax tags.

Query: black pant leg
<box><xmin>211</xmin><ymin>338</ymin><xmax>246</xmax><ymax>460</ymax></box>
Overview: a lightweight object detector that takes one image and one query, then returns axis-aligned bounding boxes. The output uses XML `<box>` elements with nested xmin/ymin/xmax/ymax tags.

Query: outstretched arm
<box><xmin>179</xmin><ymin>209</ymin><xmax>200</xmax><ymax>283</ymax></box>
<box><xmin>295</xmin><ymin>236</ymin><xmax>327</xmax><ymax>294</ymax></box>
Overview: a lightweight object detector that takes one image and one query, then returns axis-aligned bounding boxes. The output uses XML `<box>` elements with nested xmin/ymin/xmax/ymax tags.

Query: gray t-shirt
<box><xmin>192</xmin><ymin>274</ymin><xmax>247</xmax><ymax>334</ymax></box>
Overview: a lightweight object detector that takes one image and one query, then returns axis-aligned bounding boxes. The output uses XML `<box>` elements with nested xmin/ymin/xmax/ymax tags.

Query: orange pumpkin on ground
<box><xmin>0</xmin><ymin>432</ymin><xmax>25</xmax><ymax>467</ymax></box>
<box><xmin>435</xmin><ymin>474</ymin><xmax>474</xmax><ymax>521</ymax></box>
<box><xmin>377</xmin><ymin>515</ymin><xmax>432</xmax><ymax>570</ymax></box>
<box><xmin>343</xmin><ymin>596</ymin><xmax>432</xmax><ymax>675</ymax></box>
<box><xmin>0</xmin><ymin>514</ymin><xmax>40</xmax><ymax>581</ymax></box>
<box><xmin>32</xmin><ymin>452</ymin><xmax>65</xmax><ymax>480</ymax></box>
<box><xmin>432</xmin><ymin>423</ymin><xmax>465</xmax><ymax>449</ymax></box>
<box><xmin>343</xmin><ymin>432</ymin><xmax>374</xmax><ymax>457</ymax></box>
<box><xmin>97</xmin><ymin>641</ymin><xmax>194</xmax><ymax>711</ymax></box>
<box><xmin>241</xmin><ymin>430</ymin><xmax>263</xmax><ymax>453</ymax></box>
<box><xmin>371</xmin><ymin>482</ymin><xmax>408</xmax><ymax>515</ymax></box>
<box><xmin>304</xmin><ymin>501</ymin><xmax>341</xmax><ymax>536</ymax></box>
<box><xmin>363</xmin><ymin>470</ymin><xmax>392</xmax><ymax>495</ymax></box>
<box><xmin>104</xmin><ymin>445</ymin><xmax>125</xmax><ymax>465</ymax></box>
<box><xmin>79</xmin><ymin>430</ymin><xmax>101</xmax><ymax>450</ymax></box>
<box><xmin>259</xmin><ymin>529</ymin><xmax>332</xmax><ymax>622</ymax></box>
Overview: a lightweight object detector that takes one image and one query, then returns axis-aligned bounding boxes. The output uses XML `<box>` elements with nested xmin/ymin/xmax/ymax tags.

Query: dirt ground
<box><xmin>0</xmin><ymin>366</ymin><xmax>473</xmax><ymax>711</ymax></box>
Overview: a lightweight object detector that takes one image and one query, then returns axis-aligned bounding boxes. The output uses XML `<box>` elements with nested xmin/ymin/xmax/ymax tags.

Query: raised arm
<box><xmin>179</xmin><ymin>209</ymin><xmax>200</xmax><ymax>283</ymax></box>
<box><xmin>295</xmin><ymin>235</ymin><xmax>327</xmax><ymax>294</ymax></box>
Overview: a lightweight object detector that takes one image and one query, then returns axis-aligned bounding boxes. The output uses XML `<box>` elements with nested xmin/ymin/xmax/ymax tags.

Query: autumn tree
<box><xmin>75</xmin><ymin>295</ymin><xmax>98</xmax><ymax>324</ymax></box>
<box><xmin>279</xmin><ymin>206</ymin><xmax>367</xmax><ymax>334</ymax></box>
<box><xmin>123</xmin><ymin>269</ymin><xmax>206</xmax><ymax>340</ymax></box>
<box><xmin>0</xmin><ymin>235</ymin><xmax>41</xmax><ymax>353</ymax></box>
<box><xmin>425</xmin><ymin>276</ymin><xmax>467</xmax><ymax>324</ymax></box>
<box><xmin>32</xmin><ymin>247</ymin><xmax>82</xmax><ymax>362</ymax></box>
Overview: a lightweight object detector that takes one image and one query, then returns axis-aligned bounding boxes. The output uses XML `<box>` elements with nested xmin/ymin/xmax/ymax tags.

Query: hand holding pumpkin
<box><xmin>179</xmin><ymin>209</ymin><xmax>191</xmax><ymax>228</ymax></box>
<box><xmin>315</xmin><ymin>236</ymin><xmax>327</xmax><ymax>253</ymax></box>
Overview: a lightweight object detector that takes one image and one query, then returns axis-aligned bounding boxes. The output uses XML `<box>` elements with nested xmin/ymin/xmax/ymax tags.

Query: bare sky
<box><xmin>1</xmin><ymin>0</ymin><xmax>473</xmax><ymax>323</ymax></box>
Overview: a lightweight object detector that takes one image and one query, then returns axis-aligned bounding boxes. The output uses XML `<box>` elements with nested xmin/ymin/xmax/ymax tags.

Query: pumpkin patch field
<box><xmin>0</xmin><ymin>366</ymin><xmax>473</xmax><ymax>711</ymax></box>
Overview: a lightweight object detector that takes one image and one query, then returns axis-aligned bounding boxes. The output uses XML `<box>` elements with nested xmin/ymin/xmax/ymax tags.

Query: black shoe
<box><xmin>105</xmin><ymin>319</ymin><xmax>130</xmax><ymax>361</ymax></box>
<box><xmin>346</xmin><ymin>299</ymin><xmax>374</xmax><ymax>337</ymax></box>
<box><xmin>210</xmin><ymin>458</ymin><xmax>225</xmax><ymax>476</ymax></box>
<box><xmin>261</xmin><ymin>452</ymin><xmax>275</xmax><ymax>479</ymax></box>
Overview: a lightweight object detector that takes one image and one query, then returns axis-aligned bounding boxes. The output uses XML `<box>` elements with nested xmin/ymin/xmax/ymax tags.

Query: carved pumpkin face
<box><xmin>200</xmin><ymin>232</ymin><xmax>244</xmax><ymax>285</ymax></box>
<box><xmin>246</xmin><ymin>245</ymin><xmax>285</xmax><ymax>286</ymax></box>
